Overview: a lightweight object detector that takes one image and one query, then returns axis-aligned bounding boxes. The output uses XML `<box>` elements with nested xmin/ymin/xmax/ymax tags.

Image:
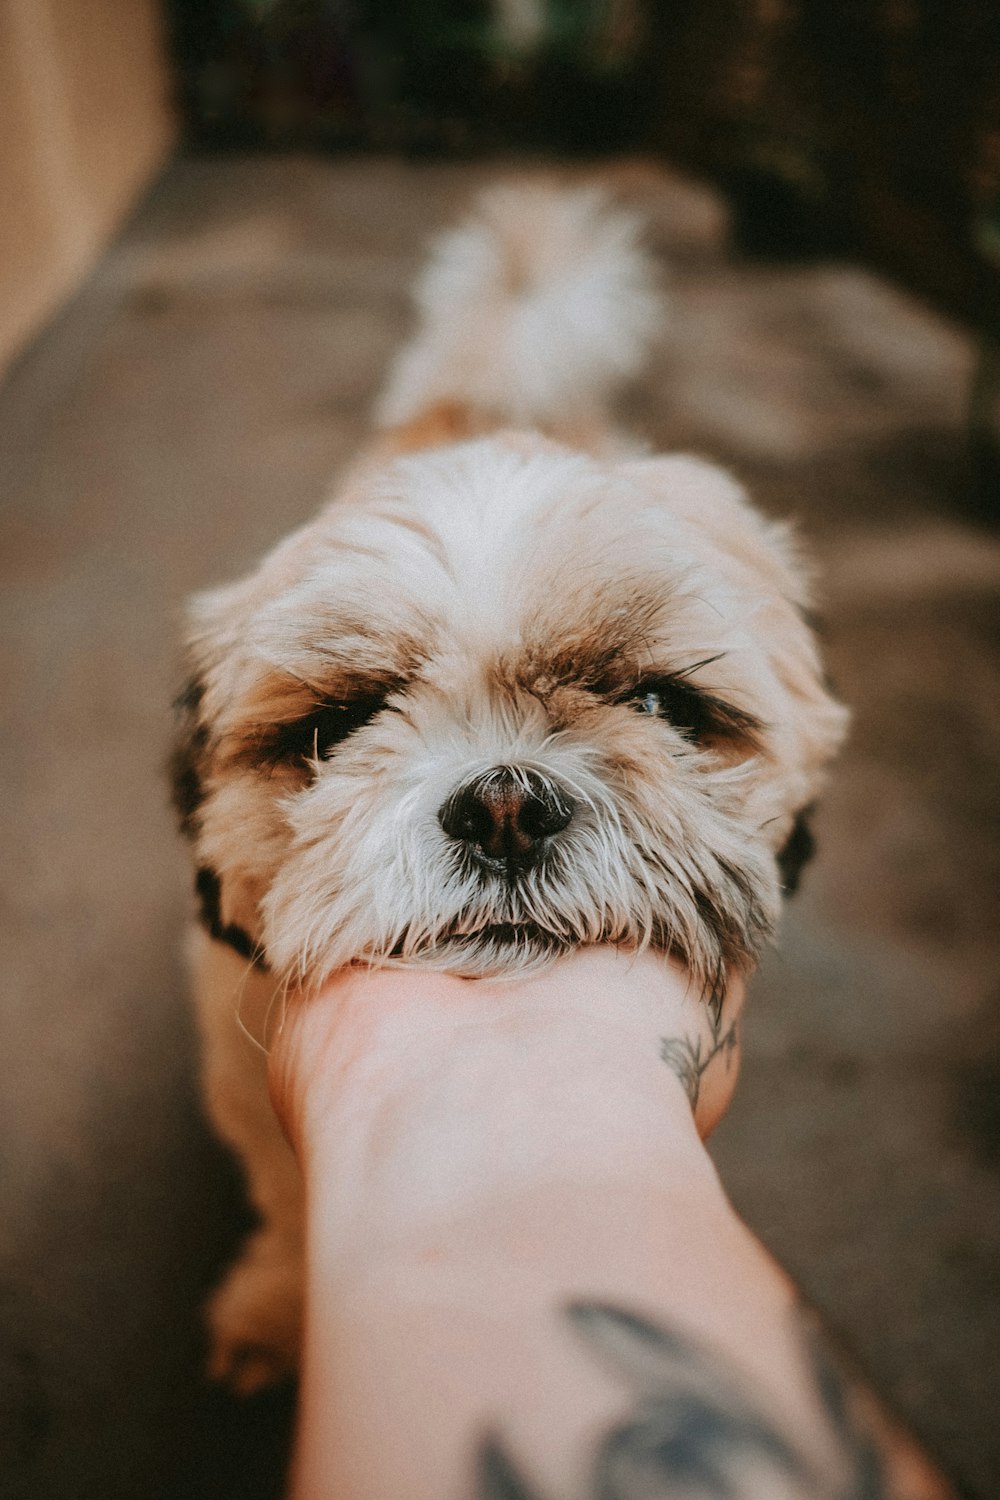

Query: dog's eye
<box><xmin>271</xmin><ymin>695</ymin><xmax>387</xmax><ymax>762</ymax></box>
<box><xmin>626</xmin><ymin>675</ymin><xmax>763</xmax><ymax>748</ymax></box>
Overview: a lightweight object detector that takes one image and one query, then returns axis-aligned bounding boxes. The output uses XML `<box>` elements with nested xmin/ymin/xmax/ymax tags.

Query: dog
<box><xmin>171</xmin><ymin>181</ymin><xmax>848</xmax><ymax>1391</ymax></box>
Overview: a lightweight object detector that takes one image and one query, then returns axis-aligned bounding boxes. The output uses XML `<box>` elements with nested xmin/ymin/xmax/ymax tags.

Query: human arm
<box><xmin>268</xmin><ymin>947</ymin><xmax>952</xmax><ymax>1500</ymax></box>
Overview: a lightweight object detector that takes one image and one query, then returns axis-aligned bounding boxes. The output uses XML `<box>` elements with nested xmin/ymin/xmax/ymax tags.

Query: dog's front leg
<box><xmin>191</xmin><ymin>927</ymin><xmax>304</xmax><ymax>1393</ymax></box>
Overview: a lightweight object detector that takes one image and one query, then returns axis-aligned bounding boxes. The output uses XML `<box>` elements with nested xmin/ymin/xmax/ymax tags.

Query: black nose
<box><xmin>439</xmin><ymin>767</ymin><xmax>574</xmax><ymax>866</ymax></box>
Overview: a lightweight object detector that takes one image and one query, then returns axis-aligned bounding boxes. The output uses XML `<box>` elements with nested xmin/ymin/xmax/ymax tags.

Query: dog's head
<box><xmin>172</xmin><ymin>435</ymin><xmax>846</xmax><ymax>1001</ymax></box>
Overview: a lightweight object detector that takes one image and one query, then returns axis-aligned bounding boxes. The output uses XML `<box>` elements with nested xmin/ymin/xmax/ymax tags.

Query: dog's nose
<box><xmin>439</xmin><ymin>767</ymin><xmax>574</xmax><ymax>866</ymax></box>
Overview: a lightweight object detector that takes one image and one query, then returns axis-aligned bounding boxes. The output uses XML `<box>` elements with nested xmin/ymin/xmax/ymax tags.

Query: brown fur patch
<box><xmin>513</xmin><ymin>585</ymin><xmax>668</xmax><ymax>701</ymax></box>
<box><xmin>223</xmin><ymin>662</ymin><xmax>414</xmax><ymax>772</ymax></box>
<box><xmin>501</xmin><ymin>592</ymin><xmax>764</xmax><ymax>760</ymax></box>
<box><xmin>170</xmin><ymin>675</ymin><xmax>209</xmax><ymax>840</ymax></box>
<box><xmin>384</xmin><ymin>401</ymin><xmax>482</xmax><ymax>454</ymax></box>
<box><xmin>382</xmin><ymin>405</ymin><xmax>611</xmax><ymax>461</ymax></box>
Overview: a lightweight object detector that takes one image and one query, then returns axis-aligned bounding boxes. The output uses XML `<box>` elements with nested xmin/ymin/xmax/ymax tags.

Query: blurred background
<box><xmin>1</xmin><ymin>2</ymin><xmax>998</xmax><ymax>1497</ymax></box>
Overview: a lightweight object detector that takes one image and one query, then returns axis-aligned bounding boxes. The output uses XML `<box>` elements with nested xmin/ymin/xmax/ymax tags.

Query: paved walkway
<box><xmin>2</xmin><ymin>156</ymin><xmax>998</xmax><ymax>1499</ymax></box>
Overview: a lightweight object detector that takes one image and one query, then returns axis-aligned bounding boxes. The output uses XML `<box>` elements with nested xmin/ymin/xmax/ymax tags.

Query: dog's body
<box><xmin>173</xmin><ymin>183</ymin><xmax>847</xmax><ymax>1390</ymax></box>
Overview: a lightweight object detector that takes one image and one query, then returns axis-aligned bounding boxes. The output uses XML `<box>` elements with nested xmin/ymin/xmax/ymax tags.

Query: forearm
<box><xmin>298</xmin><ymin>1186</ymin><xmax>801</xmax><ymax>1500</ymax></box>
<box><xmin>269</xmin><ymin>950</ymin><xmax>951</xmax><ymax>1500</ymax></box>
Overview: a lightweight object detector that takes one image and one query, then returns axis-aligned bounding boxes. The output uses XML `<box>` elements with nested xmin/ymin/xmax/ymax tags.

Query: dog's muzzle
<box><xmin>439</xmin><ymin>766</ymin><xmax>575</xmax><ymax>871</ymax></box>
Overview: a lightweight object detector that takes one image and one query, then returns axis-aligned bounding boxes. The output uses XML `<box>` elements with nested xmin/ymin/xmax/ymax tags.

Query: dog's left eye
<box><xmin>626</xmin><ymin>675</ymin><xmax>763</xmax><ymax>748</ymax></box>
<box><xmin>271</xmin><ymin>695</ymin><xmax>387</xmax><ymax>762</ymax></box>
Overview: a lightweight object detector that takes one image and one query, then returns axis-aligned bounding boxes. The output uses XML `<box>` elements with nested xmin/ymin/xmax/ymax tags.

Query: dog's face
<box><xmin>173</xmin><ymin>435</ymin><xmax>847</xmax><ymax>1000</ymax></box>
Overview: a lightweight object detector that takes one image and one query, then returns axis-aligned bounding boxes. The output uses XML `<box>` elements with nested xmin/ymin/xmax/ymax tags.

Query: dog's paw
<box><xmin>206</xmin><ymin>1230</ymin><xmax>303</xmax><ymax>1395</ymax></box>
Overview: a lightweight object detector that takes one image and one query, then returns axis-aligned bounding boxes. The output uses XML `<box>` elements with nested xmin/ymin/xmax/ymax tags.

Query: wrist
<box><xmin>269</xmin><ymin>948</ymin><xmax>740</xmax><ymax>1265</ymax></box>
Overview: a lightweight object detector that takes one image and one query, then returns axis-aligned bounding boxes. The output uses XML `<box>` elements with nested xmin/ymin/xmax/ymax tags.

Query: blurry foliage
<box><xmin>165</xmin><ymin>0</ymin><xmax>654</xmax><ymax>155</ymax></box>
<box><xmin>165</xmin><ymin>0</ymin><xmax>1000</xmax><ymax>334</ymax></box>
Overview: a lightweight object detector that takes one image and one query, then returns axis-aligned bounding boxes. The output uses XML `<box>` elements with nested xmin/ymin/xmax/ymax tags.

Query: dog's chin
<box><xmin>377</xmin><ymin>910</ymin><xmax>744</xmax><ymax>1001</ymax></box>
<box><xmin>285</xmin><ymin>894</ymin><xmax>750</xmax><ymax>995</ymax></box>
<box><xmin>386</xmin><ymin>921</ymin><xmax>574</xmax><ymax>979</ymax></box>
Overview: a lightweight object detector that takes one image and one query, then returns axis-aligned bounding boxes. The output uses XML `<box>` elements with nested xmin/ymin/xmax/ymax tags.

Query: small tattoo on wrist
<box><xmin>660</xmin><ymin>1008</ymin><xmax>739</xmax><ymax>1109</ymax></box>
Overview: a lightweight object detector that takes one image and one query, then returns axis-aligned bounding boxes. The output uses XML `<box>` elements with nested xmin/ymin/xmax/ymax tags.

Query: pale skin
<box><xmin>266</xmin><ymin>948</ymin><xmax>953</xmax><ymax>1500</ymax></box>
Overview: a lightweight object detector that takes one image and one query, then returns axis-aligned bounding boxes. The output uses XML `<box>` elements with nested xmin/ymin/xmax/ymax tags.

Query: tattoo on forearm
<box><xmin>476</xmin><ymin>1301</ymin><xmax>905</xmax><ymax>1499</ymax></box>
<box><xmin>660</xmin><ymin>1004</ymin><xmax>739</xmax><ymax>1109</ymax></box>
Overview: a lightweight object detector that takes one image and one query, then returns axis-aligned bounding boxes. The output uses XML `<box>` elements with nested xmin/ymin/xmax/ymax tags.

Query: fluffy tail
<box><xmin>375</xmin><ymin>182</ymin><xmax>665</xmax><ymax>435</ymax></box>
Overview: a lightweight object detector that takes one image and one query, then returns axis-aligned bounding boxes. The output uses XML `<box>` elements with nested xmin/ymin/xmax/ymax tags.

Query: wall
<box><xmin>0</xmin><ymin>0</ymin><xmax>175</xmax><ymax>377</ymax></box>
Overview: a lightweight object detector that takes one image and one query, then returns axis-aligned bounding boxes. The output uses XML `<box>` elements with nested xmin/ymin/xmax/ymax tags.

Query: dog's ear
<box><xmin>193</xmin><ymin>864</ymin><xmax>265</xmax><ymax>967</ymax></box>
<box><xmin>619</xmin><ymin>454</ymin><xmax>809</xmax><ymax>603</ymax></box>
<box><xmin>169</xmin><ymin>666</ymin><xmax>269</xmax><ymax>969</ymax></box>
<box><xmin>619</xmin><ymin>453</ymin><xmax>850</xmax><ymax>795</ymax></box>
<box><xmin>776</xmin><ymin>806</ymin><xmax>816</xmax><ymax>895</ymax></box>
<box><xmin>169</xmin><ymin>572</ymin><xmax>254</xmax><ymax>842</ymax></box>
<box><xmin>169</xmin><ymin>670</ymin><xmax>208</xmax><ymax>841</ymax></box>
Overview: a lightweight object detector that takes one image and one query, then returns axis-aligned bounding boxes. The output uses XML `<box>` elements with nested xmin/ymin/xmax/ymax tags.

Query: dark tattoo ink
<box><xmin>799</xmin><ymin>1323</ymin><xmax>888</xmax><ymax>1500</ymax></box>
<box><xmin>660</xmin><ymin>1006</ymin><xmax>739</xmax><ymax>1110</ymax></box>
<box><xmin>477</xmin><ymin>1438</ymin><xmax>546</xmax><ymax>1500</ymax></box>
<box><xmin>476</xmin><ymin>1301</ymin><xmax>899</xmax><ymax>1499</ymax></box>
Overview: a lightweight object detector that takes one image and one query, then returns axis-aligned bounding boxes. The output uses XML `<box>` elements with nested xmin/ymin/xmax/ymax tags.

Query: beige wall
<box><xmin>0</xmin><ymin>0</ymin><xmax>175</xmax><ymax>377</ymax></box>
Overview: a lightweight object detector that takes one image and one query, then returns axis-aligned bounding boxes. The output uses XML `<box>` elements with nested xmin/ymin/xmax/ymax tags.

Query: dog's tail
<box><xmin>375</xmin><ymin>181</ymin><xmax>664</xmax><ymax>440</ymax></box>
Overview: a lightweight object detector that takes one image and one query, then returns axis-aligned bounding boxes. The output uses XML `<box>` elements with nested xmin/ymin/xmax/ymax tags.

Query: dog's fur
<box><xmin>172</xmin><ymin>182</ymin><xmax>847</xmax><ymax>1390</ymax></box>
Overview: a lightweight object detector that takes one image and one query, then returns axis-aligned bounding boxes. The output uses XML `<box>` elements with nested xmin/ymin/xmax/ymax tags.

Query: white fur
<box><xmin>376</xmin><ymin>182</ymin><xmax>665</xmax><ymax>430</ymax></box>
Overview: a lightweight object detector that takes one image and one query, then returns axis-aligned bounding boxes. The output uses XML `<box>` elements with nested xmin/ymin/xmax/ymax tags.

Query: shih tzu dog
<box><xmin>172</xmin><ymin>182</ymin><xmax>847</xmax><ymax>1390</ymax></box>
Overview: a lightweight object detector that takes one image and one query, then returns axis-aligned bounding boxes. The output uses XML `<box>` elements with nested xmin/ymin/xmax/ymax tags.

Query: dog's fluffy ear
<box><xmin>619</xmin><ymin>453</ymin><xmax>849</xmax><ymax>842</ymax></box>
<box><xmin>169</xmin><ymin>669</ymin><xmax>208</xmax><ymax>842</ymax></box>
<box><xmin>620</xmin><ymin>454</ymin><xmax>812</xmax><ymax>607</ymax></box>
<box><xmin>776</xmin><ymin>806</ymin><xmax>816</xmax><ymax>894</ymax></box>
<box><xmin>168</xmin><ymin>579</ymin><xmax>241</xmax><ymax>842</ymax></box>
<box><xmin>170</xmin><ymin>592</ymin><xmax>272</xmax><ymax>968</ymax></box>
